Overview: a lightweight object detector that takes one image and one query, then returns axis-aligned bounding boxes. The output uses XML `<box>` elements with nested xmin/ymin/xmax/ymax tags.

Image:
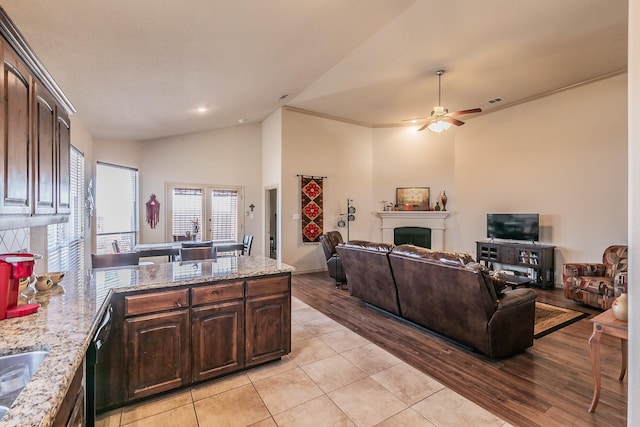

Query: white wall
<box><xmin>262</xmin><ymin>109</ymin><xmax>283</xmax><ymax>258</ymax></box>
<box><xmin>454</xmin><ymin>73</ymin><xmax>628</xmax><ymax>279</ymax></box>
<box><xmin>277</xmin><ymin>74</ymin><xmax>628</xmax><ymax>282</ymax></box>
<box><xmin>372</xmin><ymin>126</ymin><xmax>456</xmax><ymax>240</ymax></box>
<box><xmin>138</xmin><ymin>124</ymin><xmax>263</xmax><ymax>251</ymax></box>
<box><xmin>70</xmin><ymin>117</ymin><xmax>95</xmax><ymax>259</ymax></box>
<box><xmin>627</xmin><ymin>0</ymin><xmax>639</xmax><ymax>422</ymax></box>
<box><xmin>281</xmin><ymin>109</ymin><xmax>374</xmax><ymax>272</ymax></box>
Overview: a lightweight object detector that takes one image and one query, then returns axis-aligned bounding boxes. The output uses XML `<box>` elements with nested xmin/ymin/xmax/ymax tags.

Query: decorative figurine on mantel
<box><xmin>381</xmin><ymin>201</ymin><xmax>394</xmax><ymax>211</ymax></box>
<box><xmin>441</xmin><ymin>191</ymin><xmax>448</xmax><ymax>211</ymax></box>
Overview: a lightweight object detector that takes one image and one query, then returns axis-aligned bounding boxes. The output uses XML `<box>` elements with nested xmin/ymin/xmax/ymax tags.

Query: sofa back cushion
<box><xmin>392</xmin><ymin>244</ymin><xmax>475</xmax><ymax>264</ymax></box>
<box><xmin>319</xmin><ymin>231</ymin><xmax>344</xmax><ymax>260</ymax></box>
<box><xmin>388</xmin><ymin>249</ymin><xmax>498</xmax><ymax>353</ymax></box>
<box><xmin>603</xmin><ymin>245</ymin><xmax>628</xmax><ymax>278</ymax></box>
<box><xmin>336</xmin><ymin>241</ymin><xmax>400</xmax><ymax>315</ymax></box>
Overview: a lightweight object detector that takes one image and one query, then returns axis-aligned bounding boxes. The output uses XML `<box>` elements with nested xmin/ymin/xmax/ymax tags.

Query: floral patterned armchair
<box><xmin>562</xmin><ymin>245</ymin><xmax>628</xmax><ymax>310</ymax></box>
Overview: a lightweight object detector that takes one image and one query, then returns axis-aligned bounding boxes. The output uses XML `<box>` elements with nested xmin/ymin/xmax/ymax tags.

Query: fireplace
<box><xmin>394</xmin><ymin>227</ymin><xmax>431</xmax><ymax>248</ymax></box>
<box><xmin>377</xmin><ymin>211</ymin><xmax>449</xmax><ymax>250</ymax></box>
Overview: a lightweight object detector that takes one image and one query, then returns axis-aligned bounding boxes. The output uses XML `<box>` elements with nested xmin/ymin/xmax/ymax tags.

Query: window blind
<box><xmin>47</xmin><ymin>146</ymin><xmax>85</xmax><ymax>272</ymax></box>
<box><xmin>95</xmin><ymin>162</ymin><xmax>139</xmax><ymax>254</ymax></box>
<box><xmin>172</xmin><ymin>188</ymin><xmax>203</xmax><ymax>240</ymax></box>
<box><xmin>210</xmin><ymin>189</ymin><xmax>238</xmax><ymax>241</ymax></box>
<box><xmin>167</xmin><ymin>184</ymin><xmax>241</xmax><ymax>243</ymax></box>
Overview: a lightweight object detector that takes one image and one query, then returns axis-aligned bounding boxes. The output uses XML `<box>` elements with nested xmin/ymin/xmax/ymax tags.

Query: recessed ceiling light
<box><xmin>238</xmin><ymin>118</ymin><xmax>248</xmax><ymax>124</ymax></box>
<box><xmin>277</xmin><ymin>94</ymin><xmax>288</xmax><ymax>101</ymax></box>
<box><xmin>196</xmin><ymin>106</ymin><xmax>208</xmax><ymax>114</ymax></box>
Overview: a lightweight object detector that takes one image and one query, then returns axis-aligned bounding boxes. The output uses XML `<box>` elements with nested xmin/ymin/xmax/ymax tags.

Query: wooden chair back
<box><xmin>242</xmin><ymin>235</ymin><xmax>253</xmax><ymax>256</ymax></box>
<box><xmin>173</xmin><ymin>234</ymin><xmax>195</xmax><ymax>242</ymax></box>
<box><xmin>181</xmin><ymin>240</ymin><xmax>213</xmax><ymax>249</ymax></box>
<box><xmin>180</xmin><ymin>247</ymin><xmax>216</xmax><ymax>261</ymax></box>
<box><xmin>92</xmin><ymin>252</ymin><xmax>140</xmax><ymax>269</ymax></box>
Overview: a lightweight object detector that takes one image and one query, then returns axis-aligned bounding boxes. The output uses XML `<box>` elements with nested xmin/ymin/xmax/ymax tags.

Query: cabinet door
<box><xmin>125</xmin><ymin>309</ymin><xmax>190</xmax><ymax>401</ymax></box>
<box><xmin>191</xmin><ymin>300</ymin><xmax>244</xmax><ymax>382</ymax></box>
<box><xmin>56</xmin><ymin>110</ymin><xmax>70</xmax><ymax>213</ymax></box>
<box><xmin>0</xmin><ymin>42</ymin><xmax>32</xmax><ymax>214</ymax></box>
<box><xmin>245</xmin><ymin>293</ymin><xmax>291</xmax><ymax>367</ymax></box>
<box><xmin>52</xmin><ymin>363</ymin><xmax>84</xmax><ymax>427</ymax></box>
<box><xmin>34</xmin><ymin>82</ymin><xmax>56</xmax><ymax>214</ymax></box>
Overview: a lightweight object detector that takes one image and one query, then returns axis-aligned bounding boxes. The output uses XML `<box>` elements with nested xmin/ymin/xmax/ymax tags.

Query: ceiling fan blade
<box><xmin>442</xmin><ymin>116</ymin><xmax>465</xmax><ymax>126</ymax></box>
<box><xmin>402</xmin><ymin>115</ymin><xmax>431</xmax><ymax>122</ymax></box>
<box><xmin>417</xmin><ymin>122</ymin><xmax>431</xmax><ymax>131</ymax></box>
<box><xmin>449</xmin><ymin>108</ymin><xmax>482</xmax><ymax>117</ymax></box>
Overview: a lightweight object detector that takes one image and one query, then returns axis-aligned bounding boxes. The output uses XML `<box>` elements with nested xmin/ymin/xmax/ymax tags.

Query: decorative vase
<box><xmin>611</xmin><ymin>293</ymin><xmax>628</xmax><ymax>322</ymax></box>
<box><xmin>441</xmin><ymin>191</ymin><xmax>448</xmax><ymax>211</ymax></box>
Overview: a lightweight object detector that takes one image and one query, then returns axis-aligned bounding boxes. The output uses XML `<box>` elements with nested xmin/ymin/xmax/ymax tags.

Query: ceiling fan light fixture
<box><xmin>411</xmin><ymin>69</ymin><xmax>481</xmax><ymax>133</ymax></box>
<box><xmin>427</xmin><ymin>119</ymin><xmax>452</xmax><ymax>133</ymax></box>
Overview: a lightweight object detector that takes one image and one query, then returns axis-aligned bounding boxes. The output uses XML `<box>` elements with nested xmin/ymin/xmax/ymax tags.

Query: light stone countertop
<box><xmin>0</xmin><ymin>256</ymin><xmax>294</xmax><ymax>427</ymax></box>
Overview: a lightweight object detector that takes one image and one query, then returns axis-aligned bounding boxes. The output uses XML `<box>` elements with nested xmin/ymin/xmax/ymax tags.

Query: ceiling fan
<box><xmin>410</xmin><ymin>70</ymin><xmax>482</xmax><ymax>133</ymax></box>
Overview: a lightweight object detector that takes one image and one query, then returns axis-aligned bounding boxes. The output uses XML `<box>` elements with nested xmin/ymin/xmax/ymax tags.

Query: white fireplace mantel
<box><xmin>377</xmin><ymin>211</ymin><xmax>450</xmax><ymax>250</ymax></box>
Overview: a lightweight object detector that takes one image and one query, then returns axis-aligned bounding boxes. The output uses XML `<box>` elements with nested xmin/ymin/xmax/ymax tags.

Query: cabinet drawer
<box><xmin>125</xmin><ymin>289</ymin><xmax>188</xmax><ymax>316</ymax></box>
<box><xmin>246</xmin><ymin>275</ymin><xmax>289</xmax><ymax>297</ymax></box>
<box><xmin>192</xmin><ymin>281</ymin><xmax>244</xmax><ymax>305</ymax></box>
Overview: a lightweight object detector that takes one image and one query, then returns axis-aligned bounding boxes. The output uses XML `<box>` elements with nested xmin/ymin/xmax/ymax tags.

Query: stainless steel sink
<box><xmin>0</xmin><ymin>350</ymin><xmax>48</xmax><ymax>419</ymax></box>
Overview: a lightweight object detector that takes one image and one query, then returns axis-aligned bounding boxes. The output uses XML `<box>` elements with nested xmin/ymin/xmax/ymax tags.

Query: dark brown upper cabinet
<box><xmin>0</xmin><ymin>7</ymin><xmax>76</xmax><ymax>228</ymax></box>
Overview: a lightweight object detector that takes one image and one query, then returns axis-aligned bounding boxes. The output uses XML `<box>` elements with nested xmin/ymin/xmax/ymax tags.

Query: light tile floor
<box><xmin>96</xmin><ymin>297</ymin><xmax>511</xmax><ymax>427</ymax></box>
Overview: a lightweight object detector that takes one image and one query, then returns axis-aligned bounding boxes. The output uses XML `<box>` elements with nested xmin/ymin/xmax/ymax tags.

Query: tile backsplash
<box><xmin>0</xmin><ymin>228</ymin><xmax>30</xmax><ymax>253</ymax></box>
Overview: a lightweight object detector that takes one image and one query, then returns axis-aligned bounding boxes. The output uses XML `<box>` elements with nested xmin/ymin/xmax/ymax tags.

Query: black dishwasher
<box><xmin>85</xmin><ymin>304</ymin><xmax>112</xmax><ymax>427</ymax></box>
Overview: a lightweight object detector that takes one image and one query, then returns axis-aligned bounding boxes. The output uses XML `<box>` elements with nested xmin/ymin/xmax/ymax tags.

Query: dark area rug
<box><xmin>534</xmin><ymin>301</ymin><xmax>589</xmax><ymax>338</ymax></box>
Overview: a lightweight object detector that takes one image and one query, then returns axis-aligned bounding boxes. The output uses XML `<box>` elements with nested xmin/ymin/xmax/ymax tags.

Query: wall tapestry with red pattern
<box><xmin>300</xmin><ymin>176</ymin><xmax>324</xmax><ymax>243</ymax></box>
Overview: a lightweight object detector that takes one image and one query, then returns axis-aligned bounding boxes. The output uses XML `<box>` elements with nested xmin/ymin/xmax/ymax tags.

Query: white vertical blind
<box><xmin>95</xmin><ymin>162</ymin><xmax>139</xmax><ymax>253</ymax></box>
<box><xmin>210</xmin><ymin>189</ymin><xmax>238</xmax><ymax>241</ymax></box>
<box><xmin>172</xmin><ymin>188</ymin><xmax>203</xmax><ymax>240</ymax></box>
<box><xmin>47</xmin><ymin>145</ymin><xmax>85</xmax><ymax>272</ymax></box>
<box><xmin>167</xmin><ymin>184</ymin><xmax>242</xmax><ymax>242</ymax></box>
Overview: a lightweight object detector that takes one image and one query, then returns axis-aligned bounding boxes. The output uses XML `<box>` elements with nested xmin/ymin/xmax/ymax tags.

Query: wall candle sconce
<box><xmin>337</xmin><ymin>199</ymin><xmax>356</xmax><ymax>241</ymax></box>
<box><xmin>248</xmin><ymin>203</ymin><xmax>255</xmax><ymax>219</ymax></box>
<box><xmin>85</xmin><ymin>179</ymin><xmax>95</xmax><ymax>226</ymax></box>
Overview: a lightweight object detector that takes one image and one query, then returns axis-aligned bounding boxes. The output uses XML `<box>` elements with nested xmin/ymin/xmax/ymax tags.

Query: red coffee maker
<box><xmin>0</xmin><ymin>253</ymin><xmax>42</xmax><ymax>320</ymax></box>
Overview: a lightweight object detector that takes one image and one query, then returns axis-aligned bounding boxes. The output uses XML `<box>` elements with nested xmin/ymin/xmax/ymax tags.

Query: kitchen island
<box><xmin>0</xmin><ymin>256</ymin><xmax>294</xmax><ymax>426</ymax></box>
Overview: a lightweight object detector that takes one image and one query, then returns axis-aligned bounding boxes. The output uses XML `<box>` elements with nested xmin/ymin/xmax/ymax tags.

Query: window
<box><xmin>95</xmin><ymin>162</ymin><xmax>139</xmax><ymax>253</ymax></box>
<box><xmin>47</xmin><ymin>146</ymin><xmax>85</xmax><ymax>272</ymax></box>
<box><xmin>210</xmin><ymin>189</ymin><xmax>238</xmax><ymax>241</ymax></box>
<box><xmin>172</xmin><ymin>188</ymin><xmax>203</xmax><ymax>240</ymax></box>
<box><xmin>167</xmin><ymin>183</ymin><xmax>242</xmax><ymax>242</ymax></box>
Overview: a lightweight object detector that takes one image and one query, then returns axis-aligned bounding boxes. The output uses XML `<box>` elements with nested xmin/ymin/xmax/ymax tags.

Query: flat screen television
<box><xmin>487</xmin><ymin>213</ymin><xmax>539</xmax><ymax>242</ymax></box>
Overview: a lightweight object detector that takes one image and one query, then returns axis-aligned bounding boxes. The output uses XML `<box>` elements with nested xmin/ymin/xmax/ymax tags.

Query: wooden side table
<box><xmin>588</xmin><ymin>309</ymin><xmax>628</xmax><ymax>413</ymax></box>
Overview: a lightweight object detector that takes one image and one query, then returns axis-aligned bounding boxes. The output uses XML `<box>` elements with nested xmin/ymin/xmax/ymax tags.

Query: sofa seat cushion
<box><xmin>572</xmin><ymin>276</ymin><xmax>614</xmax><ymax>296</ymax></box>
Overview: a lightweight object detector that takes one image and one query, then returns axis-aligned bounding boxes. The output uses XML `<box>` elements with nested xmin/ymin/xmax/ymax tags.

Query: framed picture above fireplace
<box><xmin>396</xmin><ymin>187</ymin><xmax>430</xmax><ymax>211</ymax></box>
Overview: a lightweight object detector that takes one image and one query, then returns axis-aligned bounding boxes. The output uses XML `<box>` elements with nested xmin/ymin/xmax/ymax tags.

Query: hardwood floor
<box><xmin>292</xmin><ymin>272</ymin><xmax>627</xmax><ymax>427</ymax></box>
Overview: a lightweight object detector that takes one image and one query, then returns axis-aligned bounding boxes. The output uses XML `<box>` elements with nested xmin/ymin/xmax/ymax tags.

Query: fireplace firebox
<box><xmin>394</xmin><ymin>227</ymin><xmax>431</xmax><ymax>248</ymax></box>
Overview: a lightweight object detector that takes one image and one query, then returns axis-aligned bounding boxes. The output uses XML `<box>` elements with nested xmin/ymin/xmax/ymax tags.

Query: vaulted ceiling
<box><xmin>1</xmin><ymin>0</ymin><xmax>628</xmax><ymax>141</ymax></box>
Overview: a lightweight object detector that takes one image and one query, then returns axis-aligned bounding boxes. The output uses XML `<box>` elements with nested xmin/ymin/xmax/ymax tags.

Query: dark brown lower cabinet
<box><xmin>96</xmin><ymin>273</ymin><xmax>291</xmax><ymax>412</ymax></box>
<box><xmin>52</xmin><ymin>362</ymin><xmax>84</xmax><ymax>427</ymax></box>
<box><xmin>246</xmin><ymin>293</ymin><xmax>290</xmax><ymax>367</ymax></box>
<box><xmin>191</xmin><ymin>300</ymin><xmax>245</xmax><ymax>382</ymax></box>
<box><xmin>125</xmin><ymin>309</ymin><xmax>190</xmax><ymax>401</ymax></box>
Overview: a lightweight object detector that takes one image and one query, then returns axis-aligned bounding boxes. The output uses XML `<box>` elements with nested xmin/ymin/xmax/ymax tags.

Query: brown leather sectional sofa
<box><xmin>335</xmin><ymin>241</ymin><xmax>537</xmax><ymax>358</ymax></box>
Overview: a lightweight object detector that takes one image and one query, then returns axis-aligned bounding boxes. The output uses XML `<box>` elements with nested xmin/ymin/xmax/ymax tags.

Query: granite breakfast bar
<box><xmin>0</xmin><ymin>256</ymin><xmax>294</xmax><ymax>426</ymax></box>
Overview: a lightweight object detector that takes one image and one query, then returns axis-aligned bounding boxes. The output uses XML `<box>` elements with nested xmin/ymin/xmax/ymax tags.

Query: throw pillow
<box><xmin>466</xmin><ymin>261</ymin><xmax>507</xmax><ymax>296</ymax></box>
